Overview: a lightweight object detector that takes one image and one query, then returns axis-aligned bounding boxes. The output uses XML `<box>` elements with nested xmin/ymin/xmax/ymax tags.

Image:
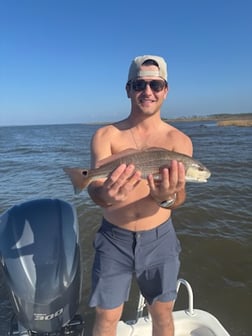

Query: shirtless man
<box><xmin>88</xmin><ymin>55</ymin><xmax>193</xmax><ymax>336</ymax></box>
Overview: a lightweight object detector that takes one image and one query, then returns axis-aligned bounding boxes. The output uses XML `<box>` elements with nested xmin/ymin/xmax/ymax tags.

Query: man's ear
<box><xmin>164</xmin><ymin>85</ymin><xmax>169</xmax><ymax>100</ymax></box>
<box><xmin>126</xmin><ymin>83</ymin><xmax>131</xmax><ymax>98</ymax></box>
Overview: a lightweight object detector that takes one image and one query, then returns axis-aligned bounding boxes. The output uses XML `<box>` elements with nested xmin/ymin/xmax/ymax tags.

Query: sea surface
<box><xmin>0</xmin><ymin>122</ymin><xmax>251</xmax><ymax>335</ymax></box>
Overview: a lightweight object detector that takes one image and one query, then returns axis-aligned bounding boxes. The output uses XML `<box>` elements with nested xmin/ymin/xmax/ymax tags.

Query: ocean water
<box><xmin>0</xmin><ymin>122</ymin><xmax>251</xmax><ymax>335</ymax></box>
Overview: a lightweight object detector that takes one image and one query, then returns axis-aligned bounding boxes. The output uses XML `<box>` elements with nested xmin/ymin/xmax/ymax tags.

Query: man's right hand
<box><xmin>101</xmin><ymin>164</ymin><xmax>142</xmax><ymax>205</ymax></box>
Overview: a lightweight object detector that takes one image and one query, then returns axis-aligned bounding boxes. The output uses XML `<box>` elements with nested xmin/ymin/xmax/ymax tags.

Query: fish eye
<box><xmin>82</xmin><ymin>170</ymin><xmax>88</xmax><ymax>176</ymax></box>
<box><xmin>192</xmin><ymin>163</ymin><xmax>205</xmax><ymax>172</ymax></box>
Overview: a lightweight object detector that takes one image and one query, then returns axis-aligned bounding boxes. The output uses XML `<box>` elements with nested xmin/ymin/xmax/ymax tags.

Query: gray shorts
<box><xmin>89</xmin><ymin>217</ymin><xmax>181</xmax><ymax>309</ymax></box>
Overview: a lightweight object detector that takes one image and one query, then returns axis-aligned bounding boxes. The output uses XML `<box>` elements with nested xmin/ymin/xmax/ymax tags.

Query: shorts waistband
<box><xmin>100</xmin><ymin>217</ymin><xmax>173</xmax><ymax>242</ymax></box>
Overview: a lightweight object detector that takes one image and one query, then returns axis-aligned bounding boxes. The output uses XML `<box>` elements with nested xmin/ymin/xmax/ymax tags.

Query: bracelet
<box><xmin>158</xmin><ymin>193</ymin><xmax>177</xmax><ymax>209</ymax></box>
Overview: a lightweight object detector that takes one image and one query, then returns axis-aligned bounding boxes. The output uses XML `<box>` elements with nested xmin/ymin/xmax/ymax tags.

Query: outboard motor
<box><xmin>0</xmin><ymin>198</ymin><xmax>84</xmax><ymax>335</ymax></box>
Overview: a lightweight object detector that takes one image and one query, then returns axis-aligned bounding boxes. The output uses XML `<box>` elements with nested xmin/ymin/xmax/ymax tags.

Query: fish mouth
<box><xmin>186</xmin><ymin>166</ymin><xmax>211</xmax><ymax>183</ymax></box>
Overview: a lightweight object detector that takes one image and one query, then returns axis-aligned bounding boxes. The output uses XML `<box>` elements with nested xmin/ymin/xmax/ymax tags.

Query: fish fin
<box><xmin>96</xmin><ymin>147</ymin><xmax>170</xmax><ymax>167</ymax></box>
<box><xmin>63</xmin><ymin>167</ymin><xmax>92</xmax><ymax>192</ymax></box>
<box><xmin>143</xmin><ymin>147</ymin><xmax>192</xmax><ymax>159</ymax></box>
<box><xmin>141</xmin><ymin>146</ymin><xmax>168</xmax><ymax>152</ymax></box>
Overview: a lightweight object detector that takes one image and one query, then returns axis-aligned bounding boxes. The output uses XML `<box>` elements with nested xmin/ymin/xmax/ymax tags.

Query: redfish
<box><xmin>64</xmin><ymin>148</ymin><xmax>211</xmax><ymax>193</ymax></box>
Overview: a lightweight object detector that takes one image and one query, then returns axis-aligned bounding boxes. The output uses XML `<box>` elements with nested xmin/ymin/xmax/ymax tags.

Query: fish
<box><xmin>64</xmin><ymin>147</ymin><xmax>211</xmax><ymax>193</ymax></box>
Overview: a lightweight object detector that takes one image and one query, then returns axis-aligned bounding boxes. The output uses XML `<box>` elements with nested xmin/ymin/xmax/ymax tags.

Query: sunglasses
<box><xmin>130</xmin><ymin>79</ymin><xmax>167</xmax><ymax>92</ymax></box>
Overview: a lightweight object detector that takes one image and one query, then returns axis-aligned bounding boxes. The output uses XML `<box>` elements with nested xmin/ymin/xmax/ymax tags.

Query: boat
<box><xmin>117</xmin><ymin>278</ymin><xmax>230</xmax><ymax>335</ymax></box>
<box><xmin>0</xmin><ymin>198</ymin><xmax>230</xmax><ymax>335</ymax></box>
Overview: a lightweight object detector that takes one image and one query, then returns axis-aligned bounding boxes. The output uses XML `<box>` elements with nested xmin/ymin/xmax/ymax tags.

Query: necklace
<box><xmin>129</xmin><ymin>119</ymin><xmax>159</xmax><ymax>150</ymax></box>
<box><xmin>129</xmin><ymin>127</ymin><xmax>140</xmax><ymax>149</ymax></box>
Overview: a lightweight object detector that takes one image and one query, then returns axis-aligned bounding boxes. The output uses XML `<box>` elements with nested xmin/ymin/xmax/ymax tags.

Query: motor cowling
<box><xmin>0</xmin><ymin>198</ymin><xmax>82</xmax><ymax>333</ymax></box>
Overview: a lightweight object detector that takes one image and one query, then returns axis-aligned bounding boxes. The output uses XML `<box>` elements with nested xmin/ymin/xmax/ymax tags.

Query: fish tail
<box><xmin>63</xmin><ymin>167</ymin><xmax>93</xmax><ymax>193</ymax></box>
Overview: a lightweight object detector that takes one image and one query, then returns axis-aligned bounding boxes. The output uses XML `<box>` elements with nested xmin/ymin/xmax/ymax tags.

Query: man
<box><xmin>88</xmin><ymin>55</ymin><xmax>193</xmax><ymax>336</ymax></box>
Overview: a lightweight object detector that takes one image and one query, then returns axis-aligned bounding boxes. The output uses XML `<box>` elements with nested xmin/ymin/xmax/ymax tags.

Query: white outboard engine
<box><xmin>0</xmin><ymin>198</ymin><xmax>84</xmax><ymax>335</ymax></box>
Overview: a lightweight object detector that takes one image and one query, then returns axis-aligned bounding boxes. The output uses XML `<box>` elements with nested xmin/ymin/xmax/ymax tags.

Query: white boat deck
<box><xmin>116</xmin><ymin>279</ymin><xmax>230</xmax><ymax>336</ymax></box>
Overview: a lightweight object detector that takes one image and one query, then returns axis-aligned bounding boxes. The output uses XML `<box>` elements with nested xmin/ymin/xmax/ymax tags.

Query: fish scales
<box><xmin>64</xmin><ymin>148</ymin><xmax>211</xmax><ymax>193</ymax></box>
<box><xmin>88</xmin><ymin>150</ymin><xmax>190</xmax><ymax>179</ymax></box>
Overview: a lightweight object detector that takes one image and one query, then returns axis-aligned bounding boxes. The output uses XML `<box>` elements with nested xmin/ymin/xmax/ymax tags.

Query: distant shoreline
<box><xmin>1</xmin><ymin>113</ymin><xmax>251</xmax><ymax>128</ymax></box>
<box><xmin>165</xmin><ymin>112</ymin><xmax>252</xmax><ymax>127</ymax></box>
<box><xmin>216</xmin><ymin>119</ymin><xmax>252</xmax><ymax>127</ymax></box>
<box><xmin>88</xmin><ymin>113</ymin><xmax>252</xmax><ymax>126</ymax></box>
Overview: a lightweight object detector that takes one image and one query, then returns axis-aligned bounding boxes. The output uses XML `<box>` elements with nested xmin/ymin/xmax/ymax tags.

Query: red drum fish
<box><xmin>64</xmin><ymin>148</ymin><xmax>211</xmax><ymax>193</ymax></box>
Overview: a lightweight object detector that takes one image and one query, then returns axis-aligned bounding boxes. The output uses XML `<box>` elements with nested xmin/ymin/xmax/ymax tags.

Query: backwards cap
<box><xmin>128</xmin><ymin>55</ymin><xmax>168</xmax><ymax>82</ymax></box>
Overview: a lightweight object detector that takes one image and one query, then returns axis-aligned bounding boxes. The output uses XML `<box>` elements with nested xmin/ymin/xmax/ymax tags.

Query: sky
<box><xmin>0</xmin><ymin>0</ymin><xmax>251</xmax><ymax>126</ymax></box>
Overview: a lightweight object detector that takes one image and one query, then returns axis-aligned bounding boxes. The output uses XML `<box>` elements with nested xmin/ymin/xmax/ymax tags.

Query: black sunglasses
<box><xmin>130</xmin><ymin>79</ymin><xmax>167</xmax><ymax>92</ymax></box>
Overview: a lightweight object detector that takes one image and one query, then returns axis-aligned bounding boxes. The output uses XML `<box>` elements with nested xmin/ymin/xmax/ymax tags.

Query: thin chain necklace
<box><xmin>129</xmin><ymin>119</ymin><xmax>160</xmax><ymax>150</ymax></box>
<box><xmin>129</xmin><ymin>127</ymin><xmax>140</xmax><ymax>150</ymax></box>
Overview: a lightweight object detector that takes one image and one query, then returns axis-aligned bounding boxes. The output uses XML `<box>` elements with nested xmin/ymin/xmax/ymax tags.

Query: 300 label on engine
<box><xmin>33</xmin><ymin>308</ymin><xmax>63</xmax><ymax>320</ymax></box>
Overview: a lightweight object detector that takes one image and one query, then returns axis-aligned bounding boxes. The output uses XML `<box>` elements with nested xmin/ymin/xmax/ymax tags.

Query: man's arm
<box><xmin>87</xmin><ymin>127</ymin><xmax>142</xmax><ymax>207</ymax></box>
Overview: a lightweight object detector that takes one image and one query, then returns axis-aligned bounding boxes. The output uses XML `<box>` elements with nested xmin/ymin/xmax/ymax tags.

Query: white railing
<box><xmin>176</xmin><ymin>278</ymin><xmax>195</xmax><ymax>316</ymax></box>
<box><xmin>135</xmin><ymin>278</ymin><xmax>195</xmax><ymax>321</ymax></box>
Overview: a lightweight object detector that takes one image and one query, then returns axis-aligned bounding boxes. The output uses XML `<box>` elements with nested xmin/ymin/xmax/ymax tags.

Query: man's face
<box><xmin>126</xmin><ymin>65</ymin><xmax>168</xmax><ymax>116</ymax></box>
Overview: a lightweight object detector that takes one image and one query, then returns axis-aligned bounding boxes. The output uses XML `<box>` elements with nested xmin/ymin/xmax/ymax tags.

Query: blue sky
<box><xmin>0</xmin><ymin>0</ymin><xmax>251</xmax><ymax>126</ymax></box>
